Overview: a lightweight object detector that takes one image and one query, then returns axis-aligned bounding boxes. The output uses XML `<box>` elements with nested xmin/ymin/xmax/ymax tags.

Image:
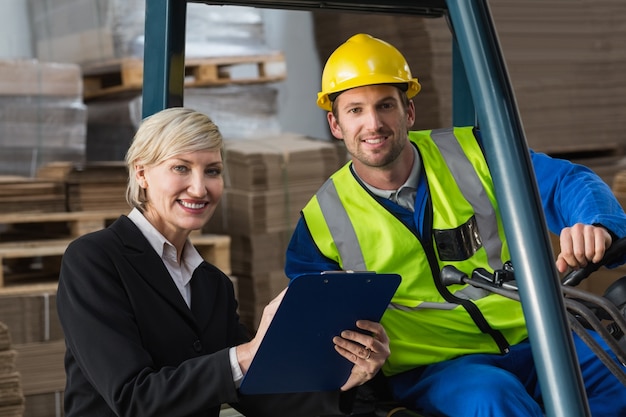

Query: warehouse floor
<box><xmin>220</xmin><ymin>407</ymin><xmax>244</xmax><ymax>417</ymax></box>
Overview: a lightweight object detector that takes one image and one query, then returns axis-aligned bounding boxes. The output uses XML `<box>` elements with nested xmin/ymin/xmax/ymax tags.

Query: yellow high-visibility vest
<box><xmin>302</xmin><ymin>127</ymin><xmax>528</xmax><ymax>375</ymax></box>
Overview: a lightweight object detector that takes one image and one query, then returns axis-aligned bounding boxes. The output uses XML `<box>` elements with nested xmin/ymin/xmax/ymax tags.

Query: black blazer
<box><xmin>57</xmin><ymin>216</ymin><xmax>348</xmax><ymax>417</ymax></box>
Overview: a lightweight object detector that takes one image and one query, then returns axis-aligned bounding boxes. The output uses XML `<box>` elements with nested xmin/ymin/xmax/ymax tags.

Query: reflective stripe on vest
<box><xmin>316</xmin><ymin>179</ymin><xmax>368</xmax><ymax>271</ymax></box>
<box><xmin>431</xmin><ymin>128</ymin><xmax>503</xmax><ymax>272</ymax></box>
<box><xmin>311</xmin><ymin>127</ymin><xmax>505</xmax><ymax>306</ymax></box>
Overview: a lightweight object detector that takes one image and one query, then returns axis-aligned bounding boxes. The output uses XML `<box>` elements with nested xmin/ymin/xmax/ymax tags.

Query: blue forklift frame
<box><xmin>141</xmin><ymin>1</ymin><xmax>591</xmax><ymax>416</ymax></box>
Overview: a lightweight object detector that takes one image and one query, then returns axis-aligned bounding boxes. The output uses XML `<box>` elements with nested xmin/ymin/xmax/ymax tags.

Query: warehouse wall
<box><xmin>261</xmin><ymin>10</ymin><xmax>330</xmax><ymax>140</ymax></box>
<box><xmin>0</xmin><ymin>0</ymin><xmax>33</xmax><ymax>59</ymax></box>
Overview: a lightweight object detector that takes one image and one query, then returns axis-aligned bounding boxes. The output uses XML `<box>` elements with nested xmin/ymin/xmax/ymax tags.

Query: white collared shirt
<box><xmin>126</xmin><ymin>208</ymin><xmax>243</xmax><ymax>386</ymax></box>
<box><xmin>128</xmin><ymin>208</ymin><xmax>204</xmax><ymax>308</ymax></box>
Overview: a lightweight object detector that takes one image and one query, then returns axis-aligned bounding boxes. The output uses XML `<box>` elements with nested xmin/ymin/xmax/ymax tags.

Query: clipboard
<box><xmin>238</xmin><ymin>271</ymin><xmax>401</xmax><ymax>395</ymax></box>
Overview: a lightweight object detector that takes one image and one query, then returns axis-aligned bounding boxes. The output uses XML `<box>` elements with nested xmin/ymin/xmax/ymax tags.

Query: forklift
<box><xmin>139</xmin><ymin>2</ymin><xmax>626</xmax><ymax>416</ymax></box>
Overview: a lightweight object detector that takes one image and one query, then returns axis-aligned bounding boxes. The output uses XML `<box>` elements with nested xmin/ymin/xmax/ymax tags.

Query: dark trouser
<box><xmin>232</xmin><ymin>389</ymin><xmax>356</xmax><ymax>417</ymax></box>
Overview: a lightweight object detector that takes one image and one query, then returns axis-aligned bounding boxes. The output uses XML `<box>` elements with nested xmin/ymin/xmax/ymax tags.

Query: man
<box><xmin>285</xmin><ymin>33</ymin><xmax>626</xmax><ymax>416</ymax></box>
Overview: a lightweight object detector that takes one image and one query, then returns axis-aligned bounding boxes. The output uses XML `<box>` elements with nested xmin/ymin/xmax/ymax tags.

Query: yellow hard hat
<box><xmin>316</xmin><ymin>33</ymin><xmax>421</xmax><ymax>111</ymax></box>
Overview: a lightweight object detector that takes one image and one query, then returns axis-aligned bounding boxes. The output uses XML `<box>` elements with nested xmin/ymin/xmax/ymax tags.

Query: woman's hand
<box><xmin>236</xmin><ymin>288</ymin><xmax>287</xmax><ymax>374</ymax></box>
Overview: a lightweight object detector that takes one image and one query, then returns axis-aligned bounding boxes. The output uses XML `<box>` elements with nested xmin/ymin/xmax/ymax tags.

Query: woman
<box><xmin>57</xmin><ymin>107</ymin><xmax>390</xmax><ymax>417</ymax></box>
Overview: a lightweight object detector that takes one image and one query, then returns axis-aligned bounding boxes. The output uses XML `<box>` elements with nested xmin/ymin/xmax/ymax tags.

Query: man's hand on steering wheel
<box><xmin>556</xmin><ymin>223</ymin><xmax>613</xmax><ymax>274</ymax></box>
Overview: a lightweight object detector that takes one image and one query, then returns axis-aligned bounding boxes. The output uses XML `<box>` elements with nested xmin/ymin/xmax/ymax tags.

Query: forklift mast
<box><xmin>141</xmin><ymin>2</ymin><xmax>591</xmax><ymax>416</ymax></box>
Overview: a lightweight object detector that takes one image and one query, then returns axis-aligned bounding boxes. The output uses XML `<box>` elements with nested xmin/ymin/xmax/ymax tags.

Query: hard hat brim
<box><xmin>316</xmin><ymin>79</ymin><xmax>421</xmax><ymax>111</ymax></box>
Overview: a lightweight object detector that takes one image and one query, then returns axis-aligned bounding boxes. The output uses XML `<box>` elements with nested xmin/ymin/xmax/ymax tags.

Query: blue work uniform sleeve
<box><xmin>285</xmin><ymin>217</ymin><xmax>340</xmax><ymax>279</ymax></box>
<box><xmin>531</xmin><ymin>150</ymin><xmax>626</xmax><ymax>240</ymax></box>
<box><xmin>285</xmin><ymin>148</ymin><xmax>626</xmax><ymax>280</ymax></box>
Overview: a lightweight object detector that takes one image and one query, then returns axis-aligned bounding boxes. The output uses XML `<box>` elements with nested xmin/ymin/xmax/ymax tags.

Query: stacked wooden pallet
<box><xmin>82</xmin><ymin>53</ymin><xmax>287</xmax><ymax>100</ymax></box>
<box><xmin>0</xmin><ymin>210</ymin><xmax>122</xmax><ymax>289</ymax></box>
<box><xmin>0</xmin><ymin>208</ymin><xmax>232</xmax><ymax>415</ymax></box>
<box><xmin>0</xmin><ymin>157</ymin><xmax>233</xmax><ymax>414</ymax></box>
<box><xmin>0</xmin><ymin>211</ymin><xmax>231</xmax><ymax>292</ymax></box>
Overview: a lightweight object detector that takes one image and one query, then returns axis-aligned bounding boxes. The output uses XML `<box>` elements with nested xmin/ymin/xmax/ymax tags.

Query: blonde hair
<box><xmin>125</xmin><ymin>107</ymin><xmax>223</xmax><ymax>211</ymax></box>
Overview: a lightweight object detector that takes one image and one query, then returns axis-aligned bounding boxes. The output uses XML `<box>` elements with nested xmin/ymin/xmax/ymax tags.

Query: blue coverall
<box><xmin>285</xmin><ymin>148</ymin><xmax>626</xmax><ymax>416</ymax></box>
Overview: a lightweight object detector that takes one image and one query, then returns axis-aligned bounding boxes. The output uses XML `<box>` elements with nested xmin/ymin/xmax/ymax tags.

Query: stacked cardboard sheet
<box><xmin>204</xmin><ymin>134</ymin><xmax>347</xmax><ymax>329</ymax></box>
<box><xmin>0</xmin><ymin>177</ymin><xmax>66</xmax><ymax>214</ymax></box>
<box><xmin>223</xmin><ymin>133</ymin><xmax>343</xmax><ymax>191</ymax></box>
<box><xmin>85</xmin><ymin>96</ymin><xmax>138</xmax><ymax>162</ymax></box>
<box><xmin>0</xmin><ymin>285</ymin><xmax>64</xmax><ymax>417</ymax></box>
<box><xmin>424</xmin><ymin>0</ymin><xmax>626</xmax><ymax>155</ymax></box>
<box><xmin>211</xmin><ymin>133</ymin><xmax>346</xmax><ymax>236</ymax></box>
<box><xmin>489</xmin><ymin>0</ymin><xmax>626</xmax><ymax>154</ymax></box>
<box><xmin>36</xmin><ymin>162</ymin><xmax>129</xmax><ymax>212</ymax></box>
<box><xmin>314</xmin><ymin>1</ymin><xmax>626</xmax><ymax>157</ymax></box>
<box><xmin>0</xmin><ymin>290</ymin><xmax>62</xmax><ymax>346</ymax></box>
<box><xmin>87</xmin><ymin>83</ymin><xmax>283</xmax><ymax>163</ymax></box>
<box><xmin>0</xmin><ymin>323</ymin><xmax>24</xmax><ymax>417</ymax></box>
<box><xmin>422</xmin><ymin>1</ymin><xmax>626</xmax><ymax>220</ymax></box>
<box><xmin>0</xmin><ymin>60</ymin><xmax>87</xmax><ymax>177</ymax></box>
<box><xmin>14</xmin><ymin>341</ymin><xmax>65</xmax><ymax>401</ymax></box>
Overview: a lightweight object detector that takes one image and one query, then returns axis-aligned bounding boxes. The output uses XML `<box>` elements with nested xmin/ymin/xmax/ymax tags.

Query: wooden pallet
<box><xmin>0</xmin><ymin>210</ymin><xmax>123</xmax><ymax>241</ymax></box>
<box><xmin>82</xmin><ymin>53</ymin><xmax>287</xmax><ymax>100</ymax></box>
<box><xmin>0</xmin><ymin>234</ymin><xmax>231</xmax><ymax>290</ymax></box>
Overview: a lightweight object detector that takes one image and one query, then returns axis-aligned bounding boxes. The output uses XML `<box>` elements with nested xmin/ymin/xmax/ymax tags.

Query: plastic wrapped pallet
<box><xmin>129</xmin><ymin>85</ymin><xmax>282</xmax><ymax>141</ymax></box>
<box><xmin>27</xmin><ymin>0</ymin><xmax>267</xmax><ymax>64</ymax></box>
<box><xmin>27</xmin><ymin>0</ymin><xmax>136</xmax><ymax>64</ymax></box>
<box><xmin>0</xmin><ymin>60</ymin><xmax>86</xmax><ymax>177</ymax></box>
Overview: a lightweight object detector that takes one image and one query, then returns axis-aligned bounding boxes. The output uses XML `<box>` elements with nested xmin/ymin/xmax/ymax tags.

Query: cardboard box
<box><xmin>223</xmin><ymin>134</ymin><xmax>344</xmax><ymax>191</ymax></box>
